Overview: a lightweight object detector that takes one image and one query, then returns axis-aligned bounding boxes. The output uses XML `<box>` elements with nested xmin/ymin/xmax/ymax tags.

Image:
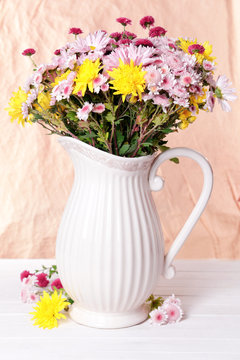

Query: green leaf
<box><xmin>153</xmin><ymin>114</ymin><xmax>169</xmax><ymax>126</ymax></box>
<box><xmin>161</xmin><ymin>128</ymin><xmax>174</xmax><ymax>134</ymax></box>
<box><xmin>105</xmin><ymin>112</ymin><xmax>115</xmax><ymax>123</ymax></box>
<box><xmin>67</xmin><ymin>111</ymin><xmax>77</xmax><ymax>121</ymax></box>
<box><xmin>119</xmin><ymin>143</ymin><xmax>130</xmax><ymax>156</ymax></box>
<box><xmin>104</xmin><ymin>103</ymin><xmax>112</xmax><ymax>111</ymax></box>
<box><xmin>116</xmin><ymin>130</ymin><xmax>124</xmax><ymax>148</ymax></box>
<box><xmin>170</xmin><ymin>157</ymin><xmax>179</xmax><ymax>164</ymax></box>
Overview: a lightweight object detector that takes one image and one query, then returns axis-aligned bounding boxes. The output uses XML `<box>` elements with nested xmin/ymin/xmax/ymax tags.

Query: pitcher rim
<box><xmin>57</xmin><ymin>136</ymin><xmax>157</xmax><ymax>165</ymax></box>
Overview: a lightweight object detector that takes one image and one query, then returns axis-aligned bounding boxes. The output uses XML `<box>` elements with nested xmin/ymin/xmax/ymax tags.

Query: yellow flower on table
<box><xmin>5</xmin><ymin>87</ymin><xmax>31</xmax><ymax>126</ymax></box>
<box><xmin>30</xmin><ymin>290</ymin><xmax>70</xmax><ymax>329</ymax></box>
<box><xmin>108</xmin><ymin>59</ymin><xmax>146</xmax><ymax>102</ymax></box>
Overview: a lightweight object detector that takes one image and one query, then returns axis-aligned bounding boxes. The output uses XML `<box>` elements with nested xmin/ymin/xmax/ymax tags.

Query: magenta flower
<box><xmin>110</xmin><ymin>32</ymin><xmax>122</xmax><ymax>41</ymax></box>
<box><xmin>54</xmin><ymin>49</ymin><xmax>61</xmax><ymax>55</ymax></box>
<box><xmin>135</xmin><ymin>39</ymin><xmax>154</xmax><ymax>47</ymax></box>
<box><xmin>20</xmin><ymin>270</ymin><xmax>32</xmax><ymax>282</ymax></box>
<box><xmin>124</xmin><ymin>31</ymin><xmax>137</xmax><ymax>39</ymax></box>
<box><xmin>116</xmin><ymin>17</ymin><xmax>132</xmax><ymax>26</ymax></box>
<box><xmin>140</xmin><ymin>16</ymin><xmax>155</xmax><ymax>29</ymax></box>
<box><xmin>36</xmin><ymin>273</ymin><xmax>49</xmax><ymax>287</ymax></box>
<box><xmin>51</xmin><ymin>278</ymin><xmax>63</xmax><ymax>290</ymax></box>
<box><xmin>188</xmin><ymin>44</ymin><xmax>205</xmax><ymax>55</ymax></box>
<box><xmin>22</xmin><ymin>48</ymin><xmax>36</xmax><ymax>56</ymax></box>
<box><xmin>149</xmin><ymin>26</ymin><xmax>167</xmax><ymax>37</ymax></box>
<box><xmin>118</xmin><ymin>38</ymin><xmax>131</xmax><ymax>45</ymax></box>
<box><xmin>69</xmin><ymin>27</ymin><xmax>83</xmax><ymax>35</ymax></box>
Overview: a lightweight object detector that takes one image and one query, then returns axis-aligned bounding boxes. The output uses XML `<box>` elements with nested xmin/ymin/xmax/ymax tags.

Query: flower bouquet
<box><xmin>6</xmin><ymin>16</ymin><xmax>236</xmax><ymax>158</ymax></box>
<box><xmin>6</xmin><ymin>16</ymin><xmax>236</xmax><ymax>329</ymax></box>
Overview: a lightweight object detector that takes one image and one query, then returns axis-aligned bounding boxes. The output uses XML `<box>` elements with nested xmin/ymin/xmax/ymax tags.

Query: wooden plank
<box><xmin>1</xmin><ymin>338</ymin><xmax>240</xmax><ymax>359</ymax></box>
<box><xmin>0</xmin><ymin>314</ymin><xmax>240</xmax><ymax>340</ymax></box>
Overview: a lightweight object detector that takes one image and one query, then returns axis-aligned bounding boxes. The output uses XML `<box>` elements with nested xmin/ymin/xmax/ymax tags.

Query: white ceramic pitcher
<box><xmin>56</xmin><ymin>137</ymin><xmax>213</xmax><ymax>328</ymax></box>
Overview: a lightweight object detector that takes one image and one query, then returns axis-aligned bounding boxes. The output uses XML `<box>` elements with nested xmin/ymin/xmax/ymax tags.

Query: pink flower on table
<box><xmin>21</xmin><ymin>286</ymin><xmax>39</xmax><ymax>303</ymax></box>
<box><xmin>77</xmin><ymin>102</ymin><xmax>93</xmax><ymax>121</ymax></box>
<box><xmin>149</xmin><ymin>307</ymin><xmax>168</xmax><ymax>325</ymax></box>
<box><xmin>164</xmin><ymin>303</ymin><xmax>183</xmax><ymax>323</ymax></box>
<box><xmin>51</xmin><ymin>278</ymin><xmax>63</xmax><ymax>290</ymax></box>
<box><xmin>140</xmin><ymin>16</ymin><xmax>155</xmax><ymax>29</ymax></box>
<box><xmin>149</xmin><ymin>26</ymin><xmax>167</xmax><ymax>37</ymax></box>
<box><xmin>116</xmin><ymin>17</ymin><xmax>132</xmax><ymax>26</ymax></box>
<box><xmin>164</xmin><ymin>294</ymin><xmax>181</xmax><ymax>306</ymax></box>
<box><xmin>135</xmin><ymin>39</ymin><xmax>154</xmax><ymax>47</ymax></box>
<box><xmin>202</xmin><ymin>60</ymin><xmax>215</xmax><ymax>72</ymax></box>
<box><xmin>20</xmin><ymin>270</ymin><xmax>32</xmax><ymax>282</ymax></box>
<box><xmin>92</xmin><ymin>103</ymin><xmax>105</xmax><ymax>114</ymax></box>
<box><xmin>36</xmin><ymin>273</ymin><xmax>49</xmax><ymax>287</ymax></box>
<box><xmin>22</xmin><ymin>48</ymin><xmax>36</xmax><ymax>56</ymax></box>
<box><xmin>23</xmin><ymin>275</ymin><xmax>36</xmax><ymax>287</ymax></box>
<box><xmin>69</xmin><ymin>27</ymin><xmax>83</xmax><ymax>35</ymax></box>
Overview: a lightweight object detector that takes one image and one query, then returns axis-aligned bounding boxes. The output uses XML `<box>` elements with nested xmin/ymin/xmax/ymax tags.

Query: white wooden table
<box><xmin>1</xmin><ymin>259</ymin><xmax>240</xmax><ymax>360</ymax></box>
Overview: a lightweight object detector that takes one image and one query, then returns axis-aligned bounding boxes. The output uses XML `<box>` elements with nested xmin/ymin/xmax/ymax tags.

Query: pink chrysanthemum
<box><xmin>69</xmin><ymin>27</ymin><xmax>83</xmax><ymax>35</ymax></box>
<box><xmin>77</xmin><ymin>102</ymin><xmax>93</xmax><ymax>121</ymax></box>
<box><xmin>149</xmin><ymin>26</ymin><xmax>167</xmax><ymax>37</ymax></box>
<box><xmin>54</xmin><ymin>49</ymin><xmax>61</xmax><ymax>55</ymax></box>
<box><xmin>140</xmin><ymin>16</ymin><xmax>155</xmax><ymax>29</ymax></box>
<box><xmin>20</xmin><ymin>270</ymin><xmax>32</xmax><ymax>282</ymax></box>
<box><xmin>202</xmin><ymin>60</ymin><xmax>215</xmax><ymax>71</ymax></box>
<box><xmin>92</xmin><ymin>103</ymin><xmax>105</xmax><ymax>113</ymax></box>
<box><xmin>51</xmin><ymin>278</ymin><xmax>63</xmax><ymax>290</ymax></box>
<box><xmin>164</xmin><ymin>294</ymin><xmax>181</xmax><ymax>306</ymax></box>
<box><xmin>116</xmin><ymin>17</ymin><xmax>132</xmax><ymax>26</ymax></box>
<box><xmin>110</xmin><ymin>32</ymin><xmax>122</xmax><ymax>41</ymax></box>
<box><xmin>164</xmin><ymin>303</ymin><xmax>183</xmax><ymax>323</ymax></box>
<box><xmin>22</xmin><ymin>48</ymin><xmax>36</xmax><ymax>56</ymax></box>
<box><xmin>135</xmin><ymin>39</ymin><xmax>154</xmax><ymax>47</ymax></box>
<box><xmin>188</xmin><ymin>44</ymin><xmax>205</xmax><ymax>55</ymax></box>
<box><xmin>36</xmin><ymin>273</ymin><xmax>49</xmax><ymax>287</ymax></box>
<box><xmin>150</xmin><ymin>307</ymin><xmax>168</xmax><ymax>325</ymax></box>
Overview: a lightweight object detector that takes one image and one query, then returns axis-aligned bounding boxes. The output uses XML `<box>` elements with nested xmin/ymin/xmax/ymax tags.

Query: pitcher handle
<box><xmin>149</xmin><ymin>147</ymin><xmax>213</xmax><ymax>279</ymax></box>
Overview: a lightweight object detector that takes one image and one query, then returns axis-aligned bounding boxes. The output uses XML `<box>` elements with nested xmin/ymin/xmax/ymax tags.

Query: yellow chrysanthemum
<box><xmin>30</xmin><ymin>290</ymin><xmax>70</xmax><ymax>330</ymax></box>
<box><xmin>178</xmin><ymin>38</ymin><xmax>215</xmax><ymax>64</ymax></box>
<box><xmin>34</xmin><ymin>91</ymin><xmax>51</xmax><ymax>111</ymax></box>
<box><xmin>190</xmin><ymin>88</ymin><xmax>207</xmax><ymax>113</ymax></box>
<box><xmin>5</xmin><ymin>87</ymin><xmax>31</xmax><ymax>126</ymax></box>
<box><xmin>178</xmin><ymin>109</ymin><xmax>196</xmax><ymax>130</ymax></box>
<box><xmin>108</xmin><ymin>59</ymin><xmax>146</xmax><ymax>102</ymax></box>
<box><xmin>73</xmin><ymin>58</ymin><xmax>102</xmax><ymax>96</ymax></box>
<box><xmin>51</xmin><ymin>70</ymin><xmax>71</xmax><ymax>88</ymax></box>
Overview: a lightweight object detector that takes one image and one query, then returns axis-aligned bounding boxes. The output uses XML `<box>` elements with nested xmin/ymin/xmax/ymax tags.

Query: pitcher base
<box><xmin>69</xmin><ymin>304</ymin><xmax>149</xmax><ymax>329</ymax></box>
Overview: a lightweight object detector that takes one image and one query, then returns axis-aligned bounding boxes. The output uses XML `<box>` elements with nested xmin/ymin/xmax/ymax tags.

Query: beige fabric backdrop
<box><xmin>0</xmin><ymin>0</ymin><xmax>239</xmax><ymax>259</ymax></box>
